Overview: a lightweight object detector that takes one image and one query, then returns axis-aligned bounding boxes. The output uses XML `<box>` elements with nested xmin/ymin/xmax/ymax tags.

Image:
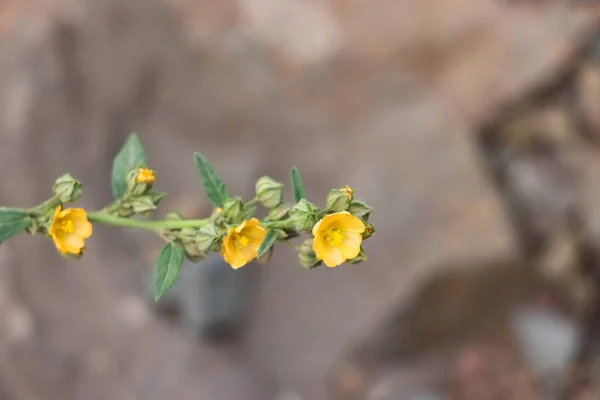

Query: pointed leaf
<box><xmin>111</xmin><ymin>133</ymin><xmax>147</xmax><ymax>199</ymax></box>
<box><xmin>257</xmin><ymin>229</ymin><xmax>279</xmax><ymax>259</ymax></box>
<box><xmin>290</xmin><ymin>166</ymin><xmax>305</xmax><ymax>202</ymax></box>
<box><xmin>194</xmin><ymin>153</ymin><xmax>229</xmax><ymax>208</ymax></box>
<box><xmin>153</xmin><ymin>243</ymin><xmax>185</xmax><ymax>301</ymax></box>
<box><xmin>0</xmin><ymin>207</ymin><xmax>30</xmax><ymax>244</ymax></box>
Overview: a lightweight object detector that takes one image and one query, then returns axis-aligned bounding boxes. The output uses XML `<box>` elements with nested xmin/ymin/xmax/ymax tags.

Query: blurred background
<box><xmin>1</xmin><ymin>0</ymin><xmax>600</xmax><ymax>399</ymax></box>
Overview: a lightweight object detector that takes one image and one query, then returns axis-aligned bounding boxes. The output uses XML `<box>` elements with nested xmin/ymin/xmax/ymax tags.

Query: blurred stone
<box><xmin>0</xmin><ymin>0</ymin><xmax>599</xmax><ymax>399</ymax></box>
<box><xmin>510</xmin><ymin>305</ymin><xmax>581</xmax><ymax>394</ymax></box>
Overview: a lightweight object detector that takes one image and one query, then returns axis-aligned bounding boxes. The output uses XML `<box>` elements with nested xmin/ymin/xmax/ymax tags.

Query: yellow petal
<box><xmin>246</xmin><ymin>227</ymin><xmax>267</xmax><ymax>243</ymax></box>
<box><xmin>234</xmin><ymin>220</ymin><xmax>249</xmax><ymax>233</ymax></box>
<box><xmin>337</xmin><ymin>232</ymin><xmax>362</xmax><ymax>259</ymax></box>
<box><xmin>312</xmin><ymin>236</ymin><xmax>326</xmax><ymax>260</ymax></box>
<box><xmin>313</xmin><ymin>212</ymin><xmax>353</xmax><ymax>235</ymax></box>
<box><xmin>338</xmin><ymin>214</ymin><xmax>366</xmax><ymax>234</ymax></box>
<box><xmin>229</xmin><ymin>252</ymin><xmax>251</xmax><ymax>269</ymax></box>
<box><xmin>322</xmin><ymin>243</ymin><xmax>346</xmax><ymax>268</ymax></box>
<box><xmin>50</xmin><ymin>232</ymin><xmax>67</xmax><ymax>254</ymax></box>
<box><xmin>49</xmin><ymin>206</ymin><xmax>63</xmax><ymax>235</ymax></box>
<box><xmin>61</xmin><ymin>233</ymin><xmax>85</xmax><ymax>254</ymax></box>
<box><xmin>234</xmin><ymin>218</ymin><xmax>260</xmax><ymax>234</ymax></box>
<box><xmin>70</xmin><ymin>212</ymin><xmax>92</xmax><ymax>238</ymax></box>
<box><xmin>312</xmin><ymin>219</ymin><xmax>324</xmax><ymax>237</ymax></box>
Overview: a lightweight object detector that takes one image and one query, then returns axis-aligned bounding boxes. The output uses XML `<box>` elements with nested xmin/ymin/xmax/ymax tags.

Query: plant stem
<box><xmin>28</xmin><ymin>196</ymin><xmax>62</xmax><ymax>215</ymax></box>
<box><xmin>261</xmin><ymin>220</ymin><xmax>295</xmax><ymax>230</ymax></box>
<box><xmin>87</xmin><ymin>211</ymin><xmax>209</xmax><ymax>232</ymax></box>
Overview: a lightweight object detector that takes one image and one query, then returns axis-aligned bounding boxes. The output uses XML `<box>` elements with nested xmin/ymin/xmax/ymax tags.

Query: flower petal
<box><xmin>229</xmin><ymin>252</ymin><xmax>251</xmax><ymax>269</ymax></box>
<box><xmin>312</xmin><ymin>219</ymin><xmax>324</xmax><ymax>237</ymax></box>
<box><xmin>339</xmin><ymin>214</ymin><xmax>366</xmax><ymax>234</ymax></box>
<box><xmin>322</xmin><ymin>243</ymin><xmax>346</xmax><ymax>268</ymax></box>
<box><xmin>71</xmin><ymin>212</ymin><xmax>92</xmax><ymax>238</ymax></box>
<box><xmin>61</xmin><ymin>233</ymin><xmax>85</xmax><ymax>254</ymax></box>
<box><xmin>244</xmin><ymin>225</ymin><xmax>267</xmax><ymax>242</ymax></box>
<box><xmin>338</xmin><ymin>232</ymin><xmax>362</xmax><ymax>259</ymax></box>
<box><xmin>312</xmin><ymin>236</ymin><xmax>325</xmax><ymax>261</ymax></box>
<box><xmin>50</xmin><ymin>232</ymin><xmax>67</xmax><ymax>254</ymax></box>
<box><xmin>234</xmin><ymin>218</ymin><xmax>260</xmax><ymax>234</ymax></box>
<box><xmin>313</xmin><ymin>212</ymin><xmax>353</xmax><ymax>235</ymax></box>
<box><xmin>49</xmin><ymin>206</ymin><xmax>63</xmax><ymax>236</ymax></box>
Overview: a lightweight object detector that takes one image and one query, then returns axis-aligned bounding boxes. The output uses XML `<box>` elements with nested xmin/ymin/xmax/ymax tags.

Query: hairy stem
<box><xmin>87</xmin><ymin>211</ymin><xmax>209</xmax><ymax>232</ymax></box>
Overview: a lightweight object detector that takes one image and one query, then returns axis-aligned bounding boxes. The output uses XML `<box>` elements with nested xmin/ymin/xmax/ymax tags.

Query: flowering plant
<box><xmin>0</xmin><ymin>134</ymin><xmax>375</xmax><ymax>300</ymax></box>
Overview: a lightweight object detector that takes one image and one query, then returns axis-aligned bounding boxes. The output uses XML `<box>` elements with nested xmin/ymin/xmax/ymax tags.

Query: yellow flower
<box><xmin>312</xmin><ymin>211</ymin><xmax>365</xmax><ymax>267</ymax></box>
<box><xmin>221</xmin><ymin>218</ymin><xmax>267</xmax><ymax>269</ymax></box>
<box><xmin>135</xmin><ymin>168</ymin><xmax>155</xmax><ymax>184</ymax></box>
<box><xmin>49</xmin><ymin>206</ymin><xmax>93</xmax><ymax>255</ymax></box>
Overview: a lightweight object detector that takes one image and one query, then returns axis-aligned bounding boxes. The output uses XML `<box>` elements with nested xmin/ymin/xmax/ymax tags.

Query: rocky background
<box><xmin>1</xmin><ymin>0</ymin><xmax>600</xmax><ymax>399</ymax></box>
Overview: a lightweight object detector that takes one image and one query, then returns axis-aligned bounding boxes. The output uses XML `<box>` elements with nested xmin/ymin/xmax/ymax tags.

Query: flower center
<box><xmin>325</xmin><ymin>229</ymin><xmax>344</xmax><ymax>246</ymax></box>
<box><xmin>238</xmin><ymin>236</ymin><xmax>250</xmax><ymax>248</ymax></box>
<box><xmin>57</xmin><ymin>219</ymin><xmax>74</xmax><ymax>235</ymax></box>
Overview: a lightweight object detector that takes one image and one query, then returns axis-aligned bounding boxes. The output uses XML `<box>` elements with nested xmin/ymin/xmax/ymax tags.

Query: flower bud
<box><xmin>211</xmin><ymin>207</ymin><xmax>223</xmax><ymax>218</ymax></box>
<box><xmin>183</xmin><ymin>243</ymin><xmax>207</xmax><ymax>262</ymax></box>
<box><xmin>348</xmin><ymin>248</ymin><xmax>367</xmax><ymax>265</ymax></box>
<box><xmin>52</xmin><ymin>173</ymin><xmax>83</xmax><ymax>204</ymax></box>
<box><xmin>347</xmin><ymin>200</ymin><xmax>373</xmax><ymax>221</ymax></box>
<box><xmin>130</xmin><ymin>196</ymin><xmax>157</xmax><ymax>215</ymax></box>
<box><xmin>196</xmin><ymin>223</ymin><xmax>221</xmax><ymax>252</ymax></box>
<box><xmin>126</xmin><ymin>167</ymin><xmax>155</xmax><ymax>196</ymax></box>
<box><xmin>130</xmin><ymin>192</ymin><xmax>166</xmax><ymax>215</ymax></box>
<box><xmin>289</xmin><ymin>199</ymin><xmax>320</xmax><ymax>232</ymax></box>
<box><xmin>325</xmin><ymin>186</ymin><xmax>354</xmax><ymax>213</ymax></box>
<box><xmin>165</xmin><ymin>210</ymin><xmax>184</xmax><ymax>221</ymax></box>
<box><xmin>362</xmin><ymin>222</ymin><xmax>375</xmax><ymax>240</ymax></box>
<box><xmin>255</xmin><ymin>176</ymin><xmax>284</xmax><ymax>208</ymax></box>
<box><xmin>298</xmin><ymin>238</ymin><xmax>320</xmax><ymax>269</ymax></box>
<box><xmin>222</xmin><ymin>197</ymin><xmax>255</xmax><ymax>224</ymax></box>
<box><xmin>222</xmin><ymin>197</ymin><xmax>243</xmax><ymax>219</ymax></box>
<box><xmin>266</xmin><ymin>203</ymin><xmax>294</xmax><ymax>221</ymax></box>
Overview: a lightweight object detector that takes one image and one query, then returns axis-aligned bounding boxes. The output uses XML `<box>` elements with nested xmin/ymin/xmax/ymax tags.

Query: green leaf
<box><xmin>290</xmin><ymin>166</ymin><xmax>305</xmax><ymax>202</ymax></box>
<box><xmin>111</xmin><ymin>133</ymin><xmax>147</xmax><ymax>199</ymax></box>
<box><xmin>257</xmin><ymin>229</ymin><xmax>279</xmax><ymax>258</ymax></box>
<box><xmin>0</xmin><ymin>208</ymin><xmax>30</xmax><ymax>244</ymax></box>
<box><xmin>153</xmin><ymin>243</ymin><xmax>185</xmax><ymax>301</ymax></box>
<box><xmin>194</xmin><ymin>153</ymin><xmax>229</xmax><ymax>208</ymax></box>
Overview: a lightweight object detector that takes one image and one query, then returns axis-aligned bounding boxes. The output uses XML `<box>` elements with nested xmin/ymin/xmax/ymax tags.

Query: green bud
<box><xmin>126</xmin><ymin>167</ymin><xmax>154</xmax><ymax>196</ymax></box>
<box><xmin>130</xmin><ymin>196</ymin><xmax>157</xmax><ymax>215</ymax></box>
<box><xmin>196</xmin><ymin>223</ymin><xmax>221</xmax><ymax>252</ymax></box>
<box><xmin>179</xmin><ymin>227</ymin><xmax>198</xmax><ymax>239</ymax></box>
<box><xmin>183</xmin><ymin>242</ymin><xmax>207</xmax><ymax>262</ymax></box>
<box><xmin>222</xmin><ymin>197</ymin><xmax>243</xmax><ymax>219</ymax></box>
<box><xmin>348</xmin><ymin>248</ymin><xmax>367</xmax><ymax>265</ymax></box>
<box><xmin>115</xmin><ymin>202</ymin><xmax>134</xmax><ymax>217</ymax></box>
<box><xmin>266</xmin><ymin>203</ymin><xmax>294</xmax><ymax>221</ymax></box>
<box><xmin>348</xmin><ymin>200</ymin><xmax>373</xmax><ymax>221</ymax></box>
<box><xmin>52</xmin><ymin>173</ymin><xmax>83</xmax><ymax>204</ymax></box>
<box><xmin>222</xmin><ymin>197</ymin><xmax>255</xmax><ymax>223</ymax></box>
<box><xmin>325</xmin><ymin>186</ymin><xmax>354</xmax><ymax>213</ymax></box>
<box><xmin>298</xmin><ymin>238</ymin><xmax>320</xmax><ymax>270</ymax></box>
<box><xmin>239</xmin><ymin>205</ymin><xmax>256</xmax><ymax>222</ymax></box>
<box><xmin>26</xmin><ymin>218</ymin><xmax>39</xmax><ymax>236</ymax></box>
<box><xmin>255</xmin><ymin>176</ymin><xmax>284</xmax><ymax>208</ymax></box>
<box><xmin>165</xmin><ymin>210</ymin><xmax>184</xmax><ymax>221</ymax></box>
<box><xmin>289</xmin><ymin>199</ymin><xmax>320</xmax><ymax>232</ymax></box>
<box><xmin>362</xmin><ymin>222</ymin><xmax>375</xmax><ymax>240</ymax></box>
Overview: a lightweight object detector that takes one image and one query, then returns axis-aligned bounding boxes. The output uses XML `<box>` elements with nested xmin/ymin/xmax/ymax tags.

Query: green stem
<box><xmin>28</xmin><ymin>197</ymin><xmax>63</xmax><ymax>216</ymax></box>
<box><xmin>261</xmin><ymin>219</ymin><xmax>295</xmax><ymax>230</ymax></box>
<box><xmin>87</xmin><ymin>211</ymin><xmax>209</xmax><ymax>232</ymax></box>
